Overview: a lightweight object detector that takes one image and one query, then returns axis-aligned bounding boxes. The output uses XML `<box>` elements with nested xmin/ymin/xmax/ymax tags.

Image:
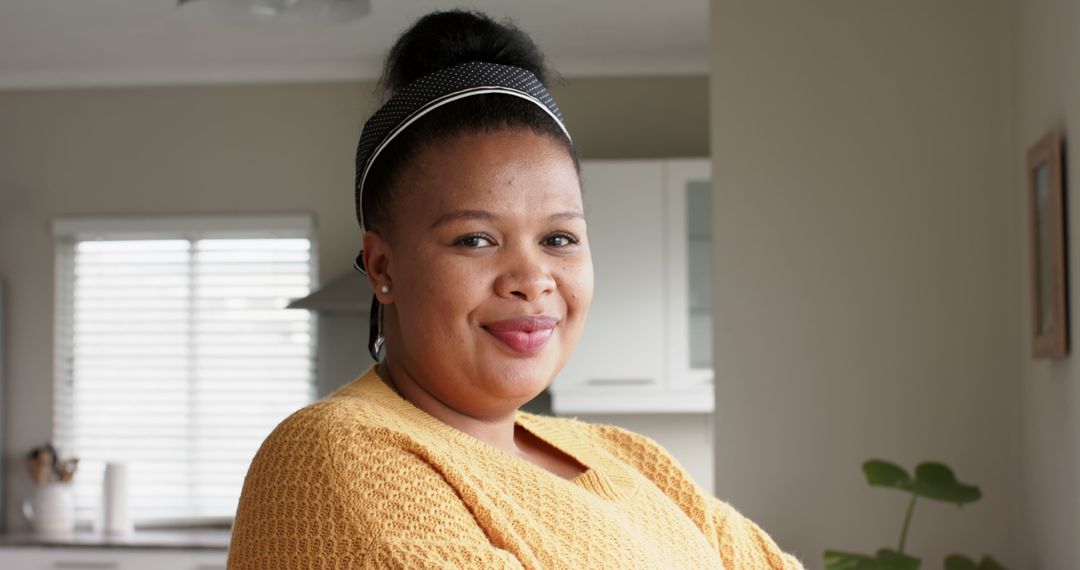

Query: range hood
<box><xmin>287</xmin><ymin>271</ymin><xmax>373</xmax><ymax>313</ymax></box>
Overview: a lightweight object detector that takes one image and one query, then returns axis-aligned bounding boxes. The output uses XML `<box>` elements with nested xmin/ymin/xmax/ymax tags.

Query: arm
<box><xmin>227</xmin><ymin>404</ymin><xmax>526</xmax><ymax>570</ymax></box>
<box><xmin>588</xmin><ymin>423</ymin><xmax>804</xmax><ymax>570</ymax></box>
<box><xmin>701</xmin><ymin>495</ymin><xmax>805</xmax><ymax>570</ymax></box>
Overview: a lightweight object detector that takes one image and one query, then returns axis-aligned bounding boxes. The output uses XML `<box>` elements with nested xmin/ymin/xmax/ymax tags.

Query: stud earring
<box><xmin>380</xmin><ymin>284</ymin><xmax>391</xmax><ymax>294</ymax></box>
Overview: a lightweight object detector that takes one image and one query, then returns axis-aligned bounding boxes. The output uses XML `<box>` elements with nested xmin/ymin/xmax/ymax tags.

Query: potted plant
<box><xmin>824</xmin><ymin>460</ymin><xmax>1006</xmax><ymax>570</ymax></box>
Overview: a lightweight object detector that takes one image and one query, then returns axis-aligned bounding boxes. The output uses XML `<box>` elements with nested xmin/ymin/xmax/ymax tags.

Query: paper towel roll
<box><xmin>103</xmin><ymin>462</ymin><xmax>134</xmax><ymax>535</ymax></box>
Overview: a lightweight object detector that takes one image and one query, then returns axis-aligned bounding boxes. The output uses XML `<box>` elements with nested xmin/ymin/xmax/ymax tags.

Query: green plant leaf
<box><xmin>945</xmin><ymin>555</ymin><xmax>977</xmax><ymax>570</ymax></box>
<box><xmin>874</xmin><ymin>549</ymin><xmax>921</xmax><ymax>570</ymax></box>
<box><xmin>945</xmin><ymin>554</ymin><xmax>1008</xmax><ymax>570</ymax></box>
<box><xmin>825</xmin><ymin>550</ymin><xmax>874</xmax><ymax>570</ymax></box>
<box><xmin>977</xmin><ymin>555</ymin><xmax>1007</xmax><ymax>570</ymax></box>
<box><xmin>863</xmin><ymin>460</ymin><xmax>912</xmax><ymax>489</ymax></box>
<box><xmin>824</xmin><ymin>549</ymin><xmax>920</xmax><ymax>570</ymax></box>
<box><xmin>908</xmin><ymin>462</ymin><xmax>981</xmax><ymax>505</ymax></box>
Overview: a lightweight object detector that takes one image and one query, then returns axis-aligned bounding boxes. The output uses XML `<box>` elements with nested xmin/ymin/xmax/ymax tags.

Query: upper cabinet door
<box><xmin>555</xmin><ymin>160</ymin><xmax>666</xmax><ymax>394</ymax></box>
<box><xmin>666</xmin><ymin>159</ymin><xmax>715</xmax><ymax>389</ymax></box>
<box><xmin>551</xmin><ymin>159</ymin><xmax>714</xmax><ymax>414</ymax></box>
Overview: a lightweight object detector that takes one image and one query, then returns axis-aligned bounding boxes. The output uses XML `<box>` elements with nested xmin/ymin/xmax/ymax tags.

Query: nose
<box><xmin>494</xmin><ymin>244</ymin><xmax>556</xmax><ymax>302</ymax></box>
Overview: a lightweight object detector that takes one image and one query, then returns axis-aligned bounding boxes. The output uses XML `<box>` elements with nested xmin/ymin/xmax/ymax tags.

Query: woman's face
<box><xmin>366</xmin><ymin>129</ymin><xmax>592</xmax><ymax>417</ymax></box>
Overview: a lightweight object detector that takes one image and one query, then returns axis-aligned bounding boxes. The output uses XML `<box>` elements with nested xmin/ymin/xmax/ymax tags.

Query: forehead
<box><xmin>396</xmin><ymin>130</ymin><xmax>582</xmax><ymax>222</ymax></box>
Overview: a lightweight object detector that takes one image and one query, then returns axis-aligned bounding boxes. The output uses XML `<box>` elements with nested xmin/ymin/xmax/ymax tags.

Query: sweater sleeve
<box><xmin>588</xmin><ymin>422</ymin><xmax>805</xmax><ymax>570</ymax></box>
<box><xmin>227</xmin><ymin>404</ymin><xmax>525</xmax><ymax>570</ymax></box>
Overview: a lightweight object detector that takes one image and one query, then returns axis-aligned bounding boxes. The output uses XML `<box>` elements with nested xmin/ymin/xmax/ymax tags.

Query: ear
<box><xmin>362</xmin><ymin>230</ymin><xmax>395</xmax><ymax>305</ymax></box>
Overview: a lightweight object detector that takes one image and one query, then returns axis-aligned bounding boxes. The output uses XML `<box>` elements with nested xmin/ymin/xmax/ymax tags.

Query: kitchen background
<box><xmin>1</xmin><ymin>1</ymin><xmax>1078</xmax><ymax>569</ymax></box>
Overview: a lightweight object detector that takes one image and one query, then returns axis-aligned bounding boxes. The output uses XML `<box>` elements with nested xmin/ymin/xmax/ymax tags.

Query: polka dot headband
<box><xmin>352</xmin><ymin>60</ymin><xmax>572</xmax><ymax>276</ymax></box>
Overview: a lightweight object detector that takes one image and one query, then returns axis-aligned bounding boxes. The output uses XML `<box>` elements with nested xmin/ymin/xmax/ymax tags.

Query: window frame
<box><xmin>52</xmin><ymin>214</ymin><xmax>318</xmax><ymax>528</ymax></box>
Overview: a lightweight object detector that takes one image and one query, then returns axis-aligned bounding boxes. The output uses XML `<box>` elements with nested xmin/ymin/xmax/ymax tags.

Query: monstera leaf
<box><xmin>944</xmin><ymin>554</ymin><xmax>1007</xmax><ymax>570</ymax></box>
<box><xmin>908</xmin><ymin>463</ymin><xmax>982</xmax><ymax>505</ymax></box>
<box><xmin>825</xmin><ymin>549</ymin><xmax>920</xmax><ymax>570</ymax></box>
<box><xmin>863</xmin><ymin>460</ymin><xmax>911</xmax><ymax>487</ymax></box>
<box><xmin>828</xmin><ymin>460</ymin><xmax>1005</xmax><ymax>570</ymax></box>
<box><xmin>862</xmin><ymin>460</ymin><xmax>981</xmax><ymax>506</ymax></box>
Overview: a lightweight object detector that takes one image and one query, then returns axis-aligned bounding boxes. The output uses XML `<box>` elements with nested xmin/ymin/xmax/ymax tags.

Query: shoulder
<box><xmin>259</xmin><ymin>366</ymin><xmax>417</xmax><ymax>447</ymax></box>
<box><xmin>239</xmin><ymin>381</ymin><xmax>449</xmax><ymax>518</ymax></box>
<box><xmin>261</xmin><ymin>399</ymin><xmax>377</xmax><ymax>447</ymax></box>
<box><xmin>260</xmin><ymin>395</ymin><xmax>384</xmax><ymax>447</ymax></box>
<box><xmin>242</xmin><ymin>401</ymin><xmax>391</xmax><ymax>492</ymax></box>
<box><xmin>248</xmin><ymin>379</ymin><xmax>422</xmax><ymax>478</ymax></box>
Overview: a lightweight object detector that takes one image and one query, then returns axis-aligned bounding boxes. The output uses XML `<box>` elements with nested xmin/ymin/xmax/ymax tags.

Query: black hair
<box><xmin>360</xmin><ymin>9</ymin><xmax>581</xmax><ymax>235</ymax></box>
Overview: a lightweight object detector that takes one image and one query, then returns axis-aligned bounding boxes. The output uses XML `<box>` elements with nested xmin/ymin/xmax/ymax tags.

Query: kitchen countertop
<box><xmin>0</xmin><ymin>528</ymin><xmax>230</xmax><ymax>550</ymax></box>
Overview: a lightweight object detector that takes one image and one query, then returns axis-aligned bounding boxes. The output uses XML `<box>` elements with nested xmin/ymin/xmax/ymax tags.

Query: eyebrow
<box><xmin>430</xmin><ymin>209</ymin><xmax>584</xmax><ymax>229</ymax></box>
<box><xmin>547</xmin><ymin>211</ymin><xmax>586</xmax><ymax>222</ymax></box>
<box><xmin>429</xmin><ymin>210</ymin><xmax>494</xmax><ymax>229</ymax></box>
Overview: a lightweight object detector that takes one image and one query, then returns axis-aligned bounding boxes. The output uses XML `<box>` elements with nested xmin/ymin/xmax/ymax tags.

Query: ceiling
<box><xmin>0</xmin><ymin>0</ymin><xmax>708</xmax><ymax>90</ymax></box>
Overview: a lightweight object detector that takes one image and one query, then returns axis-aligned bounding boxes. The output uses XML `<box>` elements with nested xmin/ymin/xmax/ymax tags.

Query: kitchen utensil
<box><xmin>25</xmin><ymin>456</ymin><xmax>50</xmax><ymax>485</ymax></box>
<box><xmin>58</xmin><ymin>458</ymin><xmax>79</xmax><ymax>482</ymax></box>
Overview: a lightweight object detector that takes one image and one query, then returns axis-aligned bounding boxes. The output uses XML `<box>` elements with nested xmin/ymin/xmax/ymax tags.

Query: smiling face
<box><xmin>362</xmin><ymin>129</ymin><xmax>592</xmax><ymax>418</ymax></box>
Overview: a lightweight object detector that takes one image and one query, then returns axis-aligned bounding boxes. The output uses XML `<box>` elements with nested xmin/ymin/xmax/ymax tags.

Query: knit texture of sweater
<box><xmin>227</xmin><ymin>365</ymin><xmax>805</xmax><ymax>569</ymax></box>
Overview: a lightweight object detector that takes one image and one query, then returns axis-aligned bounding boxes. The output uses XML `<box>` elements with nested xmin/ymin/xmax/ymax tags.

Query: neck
<box><xmin>378</xmin><ymin>360</ymin><xmax>524</xmax><ymax>457</ymax></box>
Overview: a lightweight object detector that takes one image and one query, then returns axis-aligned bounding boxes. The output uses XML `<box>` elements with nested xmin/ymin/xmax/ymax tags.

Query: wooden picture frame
<box><xmin>1027</xmin><ymin>129</ymin><xmax>1068</xmax><ymax>358</ymax></box>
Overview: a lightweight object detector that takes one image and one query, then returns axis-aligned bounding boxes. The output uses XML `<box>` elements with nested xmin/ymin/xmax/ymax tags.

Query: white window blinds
<box><xmin>53</xmin><ymin>216</ymin><xmax>316</xmax><ymax>526</ymax></box>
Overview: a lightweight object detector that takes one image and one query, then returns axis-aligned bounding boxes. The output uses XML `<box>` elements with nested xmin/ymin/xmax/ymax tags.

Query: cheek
<box><xmin>558</xmin><ymin>257</ymin><xmax>594</xmax><ymax>315</ymax></box>
<box><xmin>401</xmin><ymin>252</ymin><xmax>487</xmax><ymax>330</ymax></box>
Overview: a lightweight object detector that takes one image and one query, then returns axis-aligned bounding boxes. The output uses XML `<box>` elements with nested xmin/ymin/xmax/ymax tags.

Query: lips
<box><xmin>482</xmin><ymin>315</ymin><xmax>559</xmax><ymax>356</ymax></box>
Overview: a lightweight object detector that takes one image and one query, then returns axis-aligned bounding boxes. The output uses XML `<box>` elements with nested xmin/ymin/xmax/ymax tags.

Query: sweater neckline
<box><xmin>357</xmin><ymin>365</ymin><xmax>624</xmax><ymax>500</ymax></box>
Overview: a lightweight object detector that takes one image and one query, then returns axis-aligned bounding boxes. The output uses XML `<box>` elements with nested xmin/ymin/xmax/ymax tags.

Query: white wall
<box><xmin>0</xmin><ymin>76</ymin><xmax>708</xmax><ymax>531</ymax></box>
<box><xmin>1016</xmin><ymin>1</ymin><xmax>1080</xmax><ymax>568</ymax></box>
<box><xmin>710</xmin><ymin>1</ymin><xmax>1021</xmax><ymax>568</ymax></box>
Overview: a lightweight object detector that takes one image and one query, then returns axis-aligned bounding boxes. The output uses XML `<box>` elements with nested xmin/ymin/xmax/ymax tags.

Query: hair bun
<box><xmin>381</xmin><ymin>9</ymin><xmax>549</xmax><ymax>93</ymax></box>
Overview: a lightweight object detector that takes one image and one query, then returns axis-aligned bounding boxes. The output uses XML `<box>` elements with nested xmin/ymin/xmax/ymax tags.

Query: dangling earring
<box><xmin>368</xmin><ymin>294</ymin><xmax>384</xmax><ymax>361</ymax></box>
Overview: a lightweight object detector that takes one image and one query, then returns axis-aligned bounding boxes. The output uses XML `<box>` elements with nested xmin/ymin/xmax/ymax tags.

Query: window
<box><xmin>53</xmin><ymin>216</ymin><xmax>316</xmax><ymax>526</ymax></box>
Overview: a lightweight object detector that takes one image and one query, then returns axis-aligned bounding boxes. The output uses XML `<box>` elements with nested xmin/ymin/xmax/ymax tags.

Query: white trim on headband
<box><xmin>356</xmin><ymin>85</ymin><xmax>573</xmax><ymax>237</ymax></box>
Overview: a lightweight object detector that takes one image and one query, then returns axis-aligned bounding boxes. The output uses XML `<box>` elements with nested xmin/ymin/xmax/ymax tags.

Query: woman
<box><xmin>227</xmin><ymin>10</ymin><xmax>803</xmax><ymax>570</ymax></box>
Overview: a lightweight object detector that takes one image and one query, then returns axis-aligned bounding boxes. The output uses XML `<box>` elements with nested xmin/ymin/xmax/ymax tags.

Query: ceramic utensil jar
<box><xmin>22</xmin><ymin>481</ymin><xmax>75</xmax><ymax>535</ymax></box>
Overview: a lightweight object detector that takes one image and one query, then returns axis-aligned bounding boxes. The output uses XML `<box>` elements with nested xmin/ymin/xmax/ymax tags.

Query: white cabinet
<box><xmin>665</xmin><ymin>160</ymin><xmax>715</xmax><ymax>391</ymax></box>
<box><xmin>0</xmin><ymin>546</ymin><xmax>227</xmax><ymax>570</ymax></box>
<box><xmin>552</xmin><ymin>159</ymin><xmax>714</xmax><ymax>414</ymax></box>
<box><xmin>556</xmin><ymin>161</ymin><xmax>666</xmax><ymax>400</ymax></box>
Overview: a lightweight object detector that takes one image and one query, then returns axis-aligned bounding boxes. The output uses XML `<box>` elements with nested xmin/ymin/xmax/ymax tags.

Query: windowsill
<box><xmin>0</xmin><ymin>528</ymin><xmax>230</xmax><ymax>550</ymax></box>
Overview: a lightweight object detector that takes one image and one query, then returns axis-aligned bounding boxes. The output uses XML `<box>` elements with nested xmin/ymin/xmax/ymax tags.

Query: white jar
<box><xmin>22</xmin><ymin>481</ymin><xmax>75</xmax><ymax>535</ymax></box>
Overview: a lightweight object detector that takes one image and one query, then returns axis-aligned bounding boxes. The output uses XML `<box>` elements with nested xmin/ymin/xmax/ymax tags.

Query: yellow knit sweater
<box><xmin>227</xmin><ymin>366</ymin><xmax>804</xmax><ymax>569</ymax></box>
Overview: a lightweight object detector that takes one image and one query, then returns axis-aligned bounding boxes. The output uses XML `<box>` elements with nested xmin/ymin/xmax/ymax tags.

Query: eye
<box><xmin>543</xmin><ymin>232</ymin><xmax>580</xmax><ymax>247</ymax></box>
<box><xmin>455</xmin><ymin>233</ymin><xmax>496</xmax><ymax>248</ymax></box>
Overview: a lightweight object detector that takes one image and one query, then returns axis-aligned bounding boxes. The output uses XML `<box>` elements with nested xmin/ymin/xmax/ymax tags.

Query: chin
<box><xmin>481</xmin><ymin>355</ymin><xmax>561</xmax><ymax>401</ymax></box>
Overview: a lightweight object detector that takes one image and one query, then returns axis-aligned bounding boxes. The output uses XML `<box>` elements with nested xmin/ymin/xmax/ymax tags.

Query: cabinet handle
<box><xmin>53</xmin><ymin>562</ymin><xmax>118</xmax><ymax>569</ymax></box>
<box><xmin>585</xmin><ymin>378</ymin><xmax>653</xmax><ymax>386</ymax></box>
